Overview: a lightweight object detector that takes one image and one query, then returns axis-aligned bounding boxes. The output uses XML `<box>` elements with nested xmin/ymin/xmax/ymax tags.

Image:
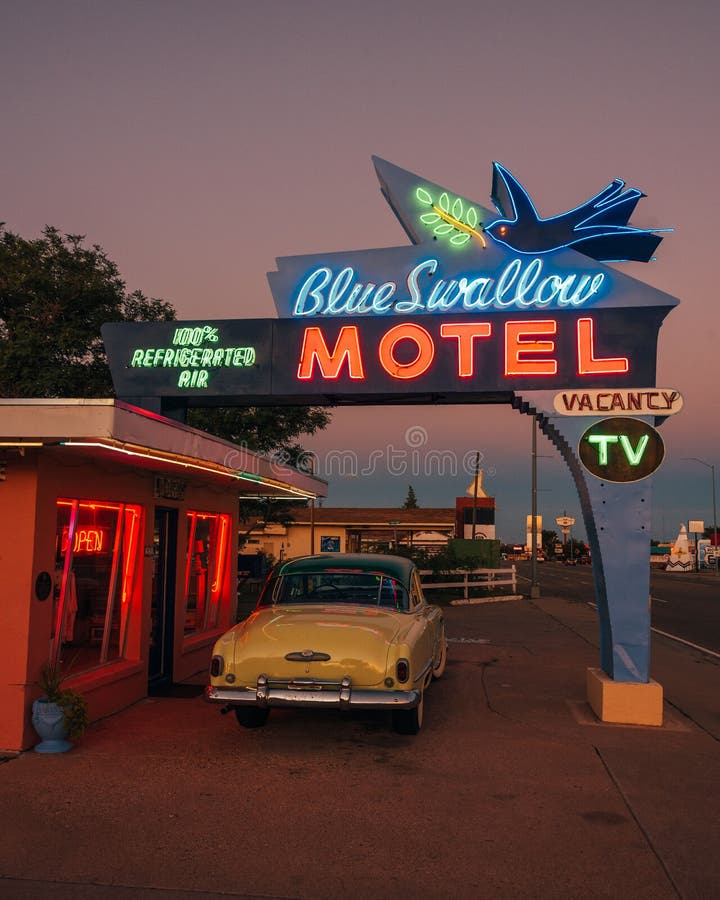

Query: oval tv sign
<box><xmin>578</xmin><ymin>417</ymin><xmax>665</xmax><ymax>483</ymax></box>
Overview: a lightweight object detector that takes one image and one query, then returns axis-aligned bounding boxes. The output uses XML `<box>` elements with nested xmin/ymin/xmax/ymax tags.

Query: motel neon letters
<box><xmin>296</xmin><ymin>316</ymin><xmax>629</xmax><ymax>382</ymax></box>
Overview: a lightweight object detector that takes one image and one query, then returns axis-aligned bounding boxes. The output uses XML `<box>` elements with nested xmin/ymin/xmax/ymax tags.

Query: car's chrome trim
<box><xmin>285</xmin><ymin>650</ymin><xmax>331</xmax><ymax>662</ymax></box>
<box><xmin>206</xmin><ymin>680</ymin><xmax>419</xmax><ymax>710</ymax></box>
<box><xmin>415</xmin><ymin>660</ymin><xmax>432</xmax><ymax>683</ymax></box>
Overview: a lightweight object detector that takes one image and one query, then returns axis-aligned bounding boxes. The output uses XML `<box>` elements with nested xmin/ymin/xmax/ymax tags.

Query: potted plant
<box><xmin>32</xmin><ymin>662</ymin><xmax>89</xmax><ymax>753</ymax></box>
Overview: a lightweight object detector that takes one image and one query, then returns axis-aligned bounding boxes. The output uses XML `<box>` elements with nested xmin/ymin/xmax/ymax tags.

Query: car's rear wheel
<box><xmin>432</xmin><ymin>633</ymin><xmax>447</xmax><ymax>679</ymax></box>
<box><xmin>392</xmin><ymin>689</ymin><xmax>424</xmax><ymax>735</ymax></box>
<box><xmin>234</xmin><ymin>706</ymin><xmax>270</xmax><ymax>728</ymax></box>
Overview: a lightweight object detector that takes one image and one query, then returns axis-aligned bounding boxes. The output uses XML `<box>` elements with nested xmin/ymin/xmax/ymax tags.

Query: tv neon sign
<box><xmin>296</xmin><ymin>316</ymin><xmax>629</xmax><ymax>382</ymax></box>
<box><xmin>292</xmin><ymin>257</ymin><xmax>606</xmax><ymax>318</ymax></box>
<box><xmin>578</xmin><ymin>417</ymin><xmax>665</xmax><ymax>482</ymax></box>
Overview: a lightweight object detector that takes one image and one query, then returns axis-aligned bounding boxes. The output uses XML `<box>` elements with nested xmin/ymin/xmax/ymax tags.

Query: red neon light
<box><xmin>504</xmin><ymin>320</ymin><xmax>558</xmax><ymax>376</ymax></box>
<box><xmin>576</xmin><ymin>317</ymin><xmax>629</xmax><ymax>375</ymax></box>
<box><xmin>378</xmin><ymin>323</ymin><xmax>435</xmax><ymax>380</ymax></box>
<box><xmin>439</xmin><ymin>322</ymin><xmax>492</xmax><ymax>377</ymax></box>
<box><xmin>211</xmin><ymin>515</ymin><xmax>230</xmax><ymax>595</ymax></box>
<box><xmin>61</xmin><ymin>526</ymin><xmax>107</xmax><ymax>555</ymax></box>
<box><xmin>297</xmin><ymin>326</ymin><xmax>365</xmax><ymax>380</ymax></box>
<box><xmin>57</xmin><ymin>499</ymin><xmax>126</xmax><ymax>512</ymax></box>
<box><xmin>184</xmin><ymin>511</ymin><xmax>198</xmax><ymax>604</ymax></box>
<box><xmin>120</xmin><ymin>508</ymin><xmax>141</xmax><ymax>605</ymax></box>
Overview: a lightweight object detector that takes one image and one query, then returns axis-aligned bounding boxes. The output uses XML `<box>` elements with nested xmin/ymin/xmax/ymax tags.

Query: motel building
<box><xmin>0</xmin><ymin>399</ymin><xmax>326</xmax><ymax>753</ymax></box>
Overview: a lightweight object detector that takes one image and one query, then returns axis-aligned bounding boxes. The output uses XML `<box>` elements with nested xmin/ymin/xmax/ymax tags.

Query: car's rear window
<box><xmin>258</xmin><ymin>571</ymin><xmax>409</xmax><ymax>610</ymax></box>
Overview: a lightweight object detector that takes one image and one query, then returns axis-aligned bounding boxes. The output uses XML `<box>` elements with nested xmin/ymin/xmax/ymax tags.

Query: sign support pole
<box><xmin>530</xmin><ymin>417</ymin><xmax>540</xmax><ymax>599</ymax></box>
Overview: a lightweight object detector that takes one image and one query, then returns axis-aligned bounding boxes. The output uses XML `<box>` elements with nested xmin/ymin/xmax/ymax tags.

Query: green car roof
<box><xmin>276</xmin><ymin>553</ymin><xmax>416</xmax><ymax>588</ymax></box>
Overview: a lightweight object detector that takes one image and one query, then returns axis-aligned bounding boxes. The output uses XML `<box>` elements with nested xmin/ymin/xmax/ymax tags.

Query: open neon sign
<box><xmin>60</xmin><ymin>526</ymin><xmax>109</xmax><ymax>555</ymax></box>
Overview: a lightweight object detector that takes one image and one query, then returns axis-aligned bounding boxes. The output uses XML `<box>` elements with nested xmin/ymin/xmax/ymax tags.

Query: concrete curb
<box><xmin>449</xmin><ymin>593</ymin><xmax>523</xmax><ymax>605</ymax></box>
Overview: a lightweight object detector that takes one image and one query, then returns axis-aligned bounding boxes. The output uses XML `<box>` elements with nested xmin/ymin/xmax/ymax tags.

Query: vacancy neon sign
<box><xmin>296</xmin><ymin>316</ymin><xmax>628</xmax><ymax>382</ymax></box>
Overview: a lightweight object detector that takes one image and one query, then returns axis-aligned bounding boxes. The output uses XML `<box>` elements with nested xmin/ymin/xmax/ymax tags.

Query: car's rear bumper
<box><xmin>205</xmin><ymin>675</ymin><xmax>420</xmax><ymax>710</ymax></box>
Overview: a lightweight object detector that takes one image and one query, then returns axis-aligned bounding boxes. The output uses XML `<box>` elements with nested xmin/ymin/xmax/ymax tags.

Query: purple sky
<box><xmin>2</xmin><ymin>0</ymin><xmax>718</xmax><ymax>542</ymax></box>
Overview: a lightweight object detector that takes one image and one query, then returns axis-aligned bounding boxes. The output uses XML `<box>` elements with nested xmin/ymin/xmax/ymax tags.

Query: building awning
<box><xmin>0</xmin><ymin>399</ymin><xmax>327</xmax><ymax>500</ymax></box>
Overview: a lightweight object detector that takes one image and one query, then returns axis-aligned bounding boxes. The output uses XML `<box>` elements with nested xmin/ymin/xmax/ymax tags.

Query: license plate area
<box><xmin>288</xmin><ymin>680</ymin><xmax>327</xmax><ymax>691</ymax></box>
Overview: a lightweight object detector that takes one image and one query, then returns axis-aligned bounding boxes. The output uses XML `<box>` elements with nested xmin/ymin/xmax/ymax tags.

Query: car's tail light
<box><xmin>210</xmin><ymin>655</ymin><xmax>224</xmax><ymax>677</ymax></box>
<box><xmin>396</xmin><ymin>659</ymin><xmax>410</xmax><ymax>683</ymax></box>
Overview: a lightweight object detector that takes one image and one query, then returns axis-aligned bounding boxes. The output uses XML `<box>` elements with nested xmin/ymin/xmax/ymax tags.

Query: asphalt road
<box><xmin>516</xmin><ymin>560</ymin><xmax>720</xmax><ymax>654</ymax></box>
<box><xmin>3</xmin><ymin>598</ymin><xmax>719</xmax><ymax>900</ymax></box>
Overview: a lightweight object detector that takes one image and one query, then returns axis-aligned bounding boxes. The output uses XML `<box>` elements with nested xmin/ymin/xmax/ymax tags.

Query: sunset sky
<box><xmin>2</xmin><ymin>0</ymin><xmax>718</xmax><ymax>542</ymax></box>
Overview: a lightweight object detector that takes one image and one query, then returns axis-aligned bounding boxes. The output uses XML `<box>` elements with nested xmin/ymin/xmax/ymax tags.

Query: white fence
<box><xmin>419</xmin><ymin>566</ymin><xmax>517</xmax><ymax>600</ymax></box>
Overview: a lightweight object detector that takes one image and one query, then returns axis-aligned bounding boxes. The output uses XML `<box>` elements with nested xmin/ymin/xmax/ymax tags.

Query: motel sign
<box><xmin>104</xmin><ymin>155</ymin><xmax>680</xmax><ymax>723</ymax></box>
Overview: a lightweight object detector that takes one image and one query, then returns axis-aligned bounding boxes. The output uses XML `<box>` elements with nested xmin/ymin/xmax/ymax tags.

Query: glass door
<box><xmin>148</xmin><ymin>507</ymin><xmax>177</xmax><ymax>691</ymax></box>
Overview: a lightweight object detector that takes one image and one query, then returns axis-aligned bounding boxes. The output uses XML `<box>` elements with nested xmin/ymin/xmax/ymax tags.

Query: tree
<box><xmin>238</xmin><ymin>497</ymin><xmax>308</xmax><ymax>550</ymax></box>
<box><xmin>187</xmin><ymin>405</ymin><xmax>331</xmax><ymax>465</ymax></box>
<box><xmin>402</xmin><ymin>485</ymin><xmax>419</xmax><ymax>509</ymax></box>
<box><xmin>0</xmin><ymin>223</ymin><xmax>332</xmax><ymax>458</ymax></box>
<box><xmin>0</xmin><ymin>224</ymin><xmax>175</xmax><ymax>397</ymax></box>
<box><xmin>542</xmin><ymin>529</ymin><xmax>560</xmax><ymax>557</ymax></box>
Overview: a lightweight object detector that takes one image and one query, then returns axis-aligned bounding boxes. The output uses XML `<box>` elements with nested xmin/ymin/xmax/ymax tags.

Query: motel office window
<box><xmin>183</xmin><ymin>511</ymin><xmax>230</xmax><ymax>635</ymax></box>
<box><xmin>53</xmin><ymin>500</ymin><xmax>142</xmax><ymax>675</ymax></box>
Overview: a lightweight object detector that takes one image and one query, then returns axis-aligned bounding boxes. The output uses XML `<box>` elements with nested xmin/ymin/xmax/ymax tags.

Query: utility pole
<box><xmin>471</xmin><ymin>450</ymin><xmax>480</xmax><ymax>540</ymax></box>
<box><xmin>309</xmin><ymin>456</ymin><xmax>315</xmax><ymax>555</ymax></box>
<box><xmin>530</xmin><ymin>416</ymin><xmax>540</xmax><ymax>599</ymax></box>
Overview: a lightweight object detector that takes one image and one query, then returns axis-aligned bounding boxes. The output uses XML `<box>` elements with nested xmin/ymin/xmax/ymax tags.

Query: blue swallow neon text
<box><xmin>292</xmin><ymin>258</ymin><xmax>606</xmax><ymax>317</ymax></box>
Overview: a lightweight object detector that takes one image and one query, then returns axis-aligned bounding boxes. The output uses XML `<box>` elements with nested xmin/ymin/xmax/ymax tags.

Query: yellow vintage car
<box><xmin>206</xmin><ymin>553</ymin><xmax>447</xmax><ymax>734</ymax></box>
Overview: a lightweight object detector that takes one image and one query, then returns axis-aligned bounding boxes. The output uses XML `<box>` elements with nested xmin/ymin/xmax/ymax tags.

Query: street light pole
<box><xmin>683</xmin><ymin>457</ymin><xmax>718</xmax><ymax>574</ymax></box>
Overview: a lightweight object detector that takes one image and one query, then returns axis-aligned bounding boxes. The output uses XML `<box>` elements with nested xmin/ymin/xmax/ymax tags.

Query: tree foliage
<box><xmin>0</xmin><ymin>224</ymin><xmax>175</xmax><ymax>397</ymax></box>
<box><xmin>188</xmin><ymin>406</ymin><xmax>331</xmax><ymax>464</ymax></box>
<box><xmin>542</xmin><ymin>529</ymin><xmax>559</xmax><ymax>556</ymax></box>
<box><xmin>0</xmin><ymin>223</ymin><xmax>332</xmax><ymax>458</ymax></box>
<box><xmin>402</xmin><ymin>484</ymin><xmax>419</xmax><ymax>509</ymax></box>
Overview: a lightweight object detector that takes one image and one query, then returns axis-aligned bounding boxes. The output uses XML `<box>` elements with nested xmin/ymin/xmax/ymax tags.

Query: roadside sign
<box><xmin>554</xmin><ymin>389</ymin><xmax>683</xmax><ymax>417</ymax></box>
<box><xmin>556</xmin><ymin>516</ymin><xmax>575</xmax><ymax>527</ymax></box>
<box><xmin>578</xmin><ymin>417</ymin><xmax>665</xmax><ymax>483</ymax></box>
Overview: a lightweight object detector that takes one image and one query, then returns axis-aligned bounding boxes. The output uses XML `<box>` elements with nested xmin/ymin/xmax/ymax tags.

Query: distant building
<box><xmin>243</xmin><ymin>507</ymin><xmax>456</xmax><ymax>560</ymax></box>
<box><xmin>454</xmin><ymin>497</ymin><xmax>496</xmax><ymax>539</ymax></box>
<box><xmin>456</xmin><ymin>469</ymin><xmax>496</xmax><ymax>539</ymax></box>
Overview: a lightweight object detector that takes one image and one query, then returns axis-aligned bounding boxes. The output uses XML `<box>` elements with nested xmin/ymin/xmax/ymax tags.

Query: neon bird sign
<box><xmin>268</xmin><ymin>156</ymin><xmax>671</xmax><ymax>322</ymax></box>
<box><xmin>486</xmin><ymin>162</ymin><xmax>668</xmax><ymax>262</ymax></box>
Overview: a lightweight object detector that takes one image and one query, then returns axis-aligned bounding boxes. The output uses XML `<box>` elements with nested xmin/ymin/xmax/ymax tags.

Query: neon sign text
<box><xmin>129</xmin><ymin>341</ymin><xmax>257</xmax><ymax>390</ymax></box>
<box><xmin>61</xmin><ymin>526</ymin><xmax>107</xmax><ymax>555</ymax></box>
<box><xmin>578</xmin><ymin>417</ymin><xmax>665</xmax><ymax>483</ymax></box>
<box><xmin>586</xmin><ymin>434</ymin><xmax>649</xmax><ymax>467</ymax></box>
<box><xmin>130</xmin><ymin>347</ymin><xmax>256</xmax><ymax>369</ymax></box>
<box><xmin>554</xmin><ymin>389</ymin><xmax>682</xmax><ymax>416</ymax></box>
<box><xmin>297</xmin><ymin>327</ymin><xmax>365</xmax><ymax>380</ymax></box>
<box><xmin>296</xmin><ymin>317</ymin><xmax>630</xmax><ymax>382</ymax></box>
<box><xmin>292</xmin><ymin>258</ymin><xmax>606</xmax><ymax>318</ymax></box>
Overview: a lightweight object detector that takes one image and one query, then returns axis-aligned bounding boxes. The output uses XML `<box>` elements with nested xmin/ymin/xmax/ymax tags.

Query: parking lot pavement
<box><xmin>1</xmin><ymin>597</ymin><xmax>718</xmax><ymax>899</ymax></box>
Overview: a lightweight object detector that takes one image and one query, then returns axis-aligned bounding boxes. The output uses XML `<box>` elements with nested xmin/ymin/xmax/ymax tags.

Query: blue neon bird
<box><xmin>484</xmin><ymin>162</ymin><xmax>665</xmax><ymax>262</ymax></box>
